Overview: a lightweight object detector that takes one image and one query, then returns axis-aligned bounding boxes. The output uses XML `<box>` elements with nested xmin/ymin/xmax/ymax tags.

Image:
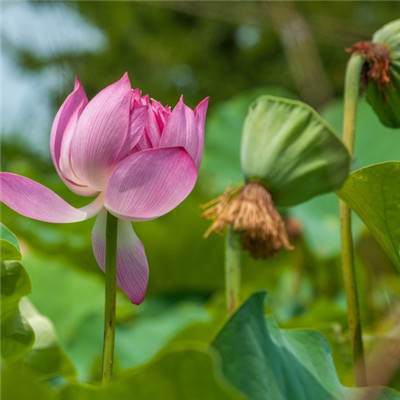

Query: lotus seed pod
<box><xmin>240</xmin><ymin>96</ymin><xmax>350</xmax><ymax>207</ymax></box>
<box><xmin>366</xmin><ymin>19</ymin><xmax>400</xmax><ymax>128</ymax></box>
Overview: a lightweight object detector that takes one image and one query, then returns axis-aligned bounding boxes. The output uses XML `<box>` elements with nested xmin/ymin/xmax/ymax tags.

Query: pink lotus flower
<box><xmin>0</xmin><ymin>73</ymin><xmax>208</xmax><ymax>304</ymax></box>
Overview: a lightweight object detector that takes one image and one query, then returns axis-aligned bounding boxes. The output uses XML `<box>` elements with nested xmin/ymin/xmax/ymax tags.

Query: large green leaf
<box><xmin>212</xmin><ymin>292</ymin><xmax>400</xmax><ymax>400</ymax></box>
<box><xmin>241</xmin><ymin>96</ymin><xmax>350</xmax><ymax>207</ymax></box>
<box><xmin>337</xmin><ymin>162</ymin><xmax>400</xmax><ymax>272</ymax></box>
<box><xmin>367</xmin><ymin>19</ymin><xmax>400</xmax><ymax>128</ymax></box>
<box><xmin>59</xmin><ymin>347</ymin><xmax>244</xmax><ymax>400</ymax></box>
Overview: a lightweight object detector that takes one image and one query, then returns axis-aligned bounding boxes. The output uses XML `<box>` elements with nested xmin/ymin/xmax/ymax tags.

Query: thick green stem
<box><xmin>340</xmin><ymin>53</ymin><xmax>367</xmax><ymax>386</ymax></box>
<box><xmin>102</xmin><ymin>212</ymin><xmax>118</xmax><ymax>383</ymax></box>
<box><xmin>225</xmin><ymin>227</ymin><xmax>242</xmax><ymax>316</ymax></box>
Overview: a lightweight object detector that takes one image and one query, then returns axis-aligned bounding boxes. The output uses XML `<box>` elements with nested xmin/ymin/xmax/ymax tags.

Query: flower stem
<box><xmin>225</xmin><ymin>227</ymin><xmax>241</xmax><ymax>316</ymax></box>
<box><xmin>102</xmin><ymin>212</ymin><xmax>118</xmax><ymax>383</ymax></box>
<box><xmin>340</xmin><ymin>53</ymin><xmax>367</xmax><ymax>386</ymax></box>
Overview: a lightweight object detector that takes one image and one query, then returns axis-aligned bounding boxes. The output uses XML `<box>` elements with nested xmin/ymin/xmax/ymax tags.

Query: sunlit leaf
<box><xmin>212</xmin><ymin>292</ymin><xmax>400</xmax><ymax>400</ymax></box>
<box><xmin>337</xmin><ymin>162</ymin><xmax>400</xmax><ymax>272</ymax></box>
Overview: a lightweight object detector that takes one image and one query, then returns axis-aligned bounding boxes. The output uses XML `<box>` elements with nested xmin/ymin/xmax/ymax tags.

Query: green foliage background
<box><xmin>1</xmin><ymin>1</ymin><xmax>400</xmax><ymax>397</ymax></box>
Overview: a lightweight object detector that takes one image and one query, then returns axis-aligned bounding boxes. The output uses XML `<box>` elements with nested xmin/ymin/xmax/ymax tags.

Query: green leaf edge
<box><xmin>0</xmin><ymin>223</ymin><xmax>20</xmax><ymax>250</ymax></box>
<box><xmin>336</xmin><ymin>161</ymin><xmax>400</xmax><ymax>271</ymax></box>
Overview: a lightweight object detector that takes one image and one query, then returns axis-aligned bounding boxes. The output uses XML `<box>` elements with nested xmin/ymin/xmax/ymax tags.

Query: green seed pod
<box><xmin>240</xmin><ymin>96</ymin><xmax>350</xmax><ymax>207</ymax></box>
<box><xmin>366</xmin><ymin>19</ymin><xmax>400</xmax><ymax>128</ymax></box>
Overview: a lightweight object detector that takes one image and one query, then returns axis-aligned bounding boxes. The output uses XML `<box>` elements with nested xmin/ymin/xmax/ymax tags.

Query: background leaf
<box><xmin>0</xmin><ymin>223</ymin><xmax>20</xmax><ymax>250</ymax></box>
<box><xmin>20</xmin><ymin>298</ymin><xmax>76</xmax><ymax>379</ymax></box>
<box><xmin>0</xmin><ymin>223</ymin><xmax>22</xmax><ymax>262</ymax></box>
<box><xmin>1</xmin><ymin>259</ymin><xmax>34</xmax><ymax>361</ymax></box>
<box><xmin>212</xmin><ymin>292</ymin><xmax>400</xmax><ymax>400</ymax></box>
<box><xmin>337</xmin><ymin>162</ymin><xmax>400</xmax><ymax>273</ymax></box>
<box><xmin>1</xmin><ymin>239</ymin><xmax>22</xmax><ymax>262</ymax></box>
<box><xmin>1</xmin><ymin>369</ymin><xmax>54</xmax><ymax>400</ymax></box>
<box><xmin>1</xmin><ymin>224</ymin><xmax>76</xmax><ymax>379</ymax></box>
<box><xmin>59</xmin><ymin>347</ymin><xmax>244</xmax><ymax>400</ymax></box>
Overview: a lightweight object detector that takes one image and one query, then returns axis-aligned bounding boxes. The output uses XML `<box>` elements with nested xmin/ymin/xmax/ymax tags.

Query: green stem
<box><xmin>340</xmin><ymin>53</ymin><xmax>367</xmax><ymax>386</ymax></box>
<box><xmin>102</xmin><ymin>212</ymin><xmax>118</xmax><ymax>383</ymax></box>
<box><xmin>225</xmin><ymin>227</ymin><xmax>242</xmax><ymax>316</ymax></box>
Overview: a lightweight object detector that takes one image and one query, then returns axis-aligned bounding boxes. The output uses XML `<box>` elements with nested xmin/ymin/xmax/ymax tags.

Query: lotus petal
<box><xmin>91</xmin><ymin>210</ymin><xmax>149</xmax><ymax>304</ymax></box>
<box><xmin>71</xmin><ymin>73</ymin><xmax>132</xmax><ymax>190</ymax></box>
<box><xmin>105</xmin><ymin>147</ymin><xmax>197</xmax><ymax>221</ymax></box>
<box><xmin>0</xmin><ymin>173</ymin><xmax>104</xmax><ymax>223</ymax></box>
<box><xmin>160</xmin><ymin>98</ymin><xmax>199</xmax><ymax>168</ymax></box>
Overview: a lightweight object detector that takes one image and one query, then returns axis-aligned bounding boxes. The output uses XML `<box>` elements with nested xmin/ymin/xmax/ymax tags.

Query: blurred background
<box><xmin>1</xmin><ymin>1</ymin><xmax>400</xmax><ymax>388</ymax></box>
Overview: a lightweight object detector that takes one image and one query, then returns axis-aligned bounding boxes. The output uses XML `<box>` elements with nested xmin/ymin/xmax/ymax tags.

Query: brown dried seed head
<box><xmin>202</xmin><ymin>181</ymin><xmax>293</xmax><ymax>259</ymax></box>
<box><xmin>346</xmin><ymin>41</ymin><xmax>391</xmax><ymax>100</ymax></box>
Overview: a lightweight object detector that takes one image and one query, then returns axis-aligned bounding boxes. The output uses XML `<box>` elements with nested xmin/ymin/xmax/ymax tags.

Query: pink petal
<box><xmin>129</xmin><ymin>105</ymin><xmax>147</xmax><ymax>148</ymax></box>
<box><xmin>50</xmin><ymin>78</ymin><xmax>97</xmax><ymax>196</ymax></box>
<box><xmin>70</xmin><ymin>73</ymin><xmax>132</xmax><ymax>191</ymax></box>
<box><xmin>50</xmin><ymin>78</ymin><xmax>86</xmax><ymax>170</ymax></box>
<box><xmin>91</xmin><ymin>210</ymin><xmax>149</xmax><ymax>304</ymax></box>
<box><xmin>104</xmin><ymin>147</ymin><xmax>198</xmax><ymax>221</ymax></box>
<box><xmin>0</xmin><ymin>173</ymin><xmax>104</xmax><ymax>223</ymax></box>
<box><xmin>193</xmin><ymin>97</ymin><xmax>209</xmax><ymax>168</ymax></box>
<box><xmin>146</xmin><ymin>105</ymin><xmax>162</xmax><ymax>148</ymax></box>
<box><xmin>132</xmin><ymin>88</ymin><xmax>142</xmax><ymax>104</ymax></box>
<box><xmin>159</xmin><ymin>97</ymin><xmax>199</xmax><ymax>168</ymax></box>
<box><xmin>116</xmin><ymin>103</ymin><xmax>148</xmax><ymax>161</ymax></box>
<box><xmin>135</xmin><ymin>131</ymin><xmax>152</xmax><ymax>152</ymax></box>
<box><xmin>151</xmin><ymin>100</ymin><xmax>171</xmax><ymax>139</ymax></box>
